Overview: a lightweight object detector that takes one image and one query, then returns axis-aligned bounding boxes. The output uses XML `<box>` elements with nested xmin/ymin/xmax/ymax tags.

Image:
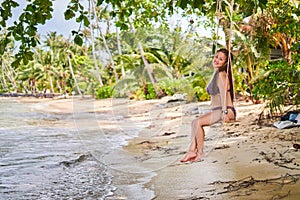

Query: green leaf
<box><xmin>97</xmin><ymin>0</ymin><xmax>105</xmax><ymax>6</ymax></box>
<box><xmin>64</xmin><ymin>9</ymin><xmax>75</xmax><ymax>20</ymax></box>
<box><xmin>11</xmin><ymin>59</ymin><xmax>20</xmax><ymax>68</ymax></box>
<box><xmin>74</xmin><ymin>35</ymin><xmax>83</xmax><ymax>46</ymax></box>
<box><xmin>83</xmin><ymin>15</ymin><xmax>90</xmax><ymax>27</ymax></box>
<box><xmin>10</xmin><ymin>1</ymin><xmax>19</xmax><ymax>8</ymax></box>
<box><xmin>177</xmin><ymin>0</ymin><xmax>187</xmax><ymax>9</ymax></box>
<box><xmin>76</xmin><ymin>15</ymin><xmax>83</xmax><ymax>23</ymax></box>
<box><xmin>71</xmin><ymin>30</ymin><xmax>78</xmax><ymax>35</ymax></box>
<box><xmin>193</xmin><ymin>0</ymin><xmax>204</xmax><ymax>10</ymax></box>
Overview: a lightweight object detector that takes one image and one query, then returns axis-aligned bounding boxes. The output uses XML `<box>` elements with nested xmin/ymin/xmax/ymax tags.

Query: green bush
<box><xmin>252</xmin><ymin>58</ymin><xmax>300</xmax><ymax>114</ymax></box>
<box><xmin>189</xmin><ymin>73</ymin><xmax>210</xmax><ymax>102</ymax></box>
<box><xmin>159</xmin><ymin>78</ymin><xmax>206</xmax><ymax>102</ymax></box>
<box><xmin>193</xmin><ymin>86</ymin><xmax>209</xmax><ymax>101</ymax></box>
<box><xmin>144</xmin><ymin>83</ymin><xmax>157</xmax><ymax>100</ymax></box>
<box><xmin>95</xmin><ymin>85</ymin><xmax>114</xmax><ymax>99</ymax></box>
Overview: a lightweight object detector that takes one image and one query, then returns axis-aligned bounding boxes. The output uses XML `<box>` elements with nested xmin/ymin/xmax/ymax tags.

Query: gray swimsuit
<box><xmin>206</xmin><ymin>71</ymin><xmax>236</xmax><ymax>119</ymax></box>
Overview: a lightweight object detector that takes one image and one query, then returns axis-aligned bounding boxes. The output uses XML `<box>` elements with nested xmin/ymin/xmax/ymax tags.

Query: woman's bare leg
<box><xmin>192</xmin><ymin>121</ymin><xmax>205</xmax><ymax>161</ymax></box>
<box><xmin>180</xmin><ymin>111</ymin><xmax>221</xmax><ymax>162</ymax></box>
<box><xmin>180</xmin><ymin>119</ymin><xmax>199</xmax><ymax>162</ymax></box>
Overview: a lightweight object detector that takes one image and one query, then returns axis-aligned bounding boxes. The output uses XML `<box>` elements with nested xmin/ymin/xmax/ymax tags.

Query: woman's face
<box><xmin>213</xmin><ymin>51</ymin><xmax>227</xmax><ymax>69</ymax></box>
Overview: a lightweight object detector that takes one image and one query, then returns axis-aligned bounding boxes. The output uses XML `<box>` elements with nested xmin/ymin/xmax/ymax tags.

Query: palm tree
<box><xmin>41</xmin><ymin>32</ymin><xmax>92</xmax><ymax>96</ymax></box>
<box><xmin>1</xmin><ymin>53</ymin><xmax>18</xmax><ymax>92</ymax></box>
<box><xmin>0</xmin><ymin>33</ymin><xmax>18</xmax><ymax>93</ymax></box>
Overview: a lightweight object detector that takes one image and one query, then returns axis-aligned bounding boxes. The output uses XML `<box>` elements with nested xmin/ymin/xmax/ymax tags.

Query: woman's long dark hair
<box><xmin>217</xmin><ymin>48</ymin><xmax>234</xmax><ymax>102</ymax></box>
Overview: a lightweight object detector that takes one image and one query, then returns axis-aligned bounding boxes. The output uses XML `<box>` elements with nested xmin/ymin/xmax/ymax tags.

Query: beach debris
<box><xmin>172</xmin><ymin>135</ymin><xmax>188</xmax><ymax>139</ymax></box>
<box><xmin>162</xmin><ymin>131</ymin><xmax>176</xmax><ymax>136</ymax></box>
<box><xmin>271</xmin><ymin>191</ymin><xmax>291</xmax><ymax>200</ymax></box>
<box><xmin>214</xmin><ymin>144</ymin><xmax>230</xmax><ymax>150</ymax></box>
<box><xmin>258</xmin><ymin>150</ymin><xmax>300</xmax><ymax>170</ymax></box>
<box><xmin>178</xmin><ymin>196</ymin><xmax>209</xmax><ymax>200</ymax></box>
<box><xmin>210</xmin><ymin>173</ymin><xmax>300</xmax><ymax>198</ymax></box>
<box><xmin>158</xmin><ymin>94</ymin><xmax>187</xmax><ymax>108</ymax></box>
<box><xmin>164</xmin><ymin>93</ymin><xmax>187</xmax><ymax>103</ymax></box>
<box><xmin>138</xmin><ymin>140</ymin><xmax>156</xmax><ymax>145</ymax></box>
<box><xmin>190</xmin><ymin>107</ymin><xmax>199</xmax><ymax>115</ymax></box>
<box><xmin>293</xmin><ymin>143</ymin><xmax>300</xmax><ymax>149</ymax></box>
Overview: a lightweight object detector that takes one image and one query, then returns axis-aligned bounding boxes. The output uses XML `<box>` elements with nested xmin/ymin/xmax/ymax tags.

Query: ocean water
<box><xmin>0</xmin><ymin>99</ymin><xmax>116</xmax><ymax>200</ymax></box>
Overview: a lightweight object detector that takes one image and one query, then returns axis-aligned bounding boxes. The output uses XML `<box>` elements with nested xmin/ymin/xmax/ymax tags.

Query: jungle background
<box><xmin>0</xmin><ymin>0</ymin><xmax>299</xmax><ymax>114</ymax></box>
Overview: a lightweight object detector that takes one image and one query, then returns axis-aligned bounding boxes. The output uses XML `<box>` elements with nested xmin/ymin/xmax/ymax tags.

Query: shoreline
<box><xmin>2</xmin><ymin>96</ymin><xmax>300</xmax><ymax>199</ymax></box>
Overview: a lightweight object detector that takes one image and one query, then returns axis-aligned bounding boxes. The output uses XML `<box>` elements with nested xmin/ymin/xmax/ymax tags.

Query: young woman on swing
<box><xmin>180</xmin><ymin>48</ymin><xmax>236</xmax><ymax>163</ymax></box>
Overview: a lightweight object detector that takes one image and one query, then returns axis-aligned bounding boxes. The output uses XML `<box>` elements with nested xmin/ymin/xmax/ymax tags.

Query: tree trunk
<box><xmin>116</xmin><ymin>27</ymin><xmax>126</xmax><ymax>77</ymax></box>
<box><xmin>281</xmin><ymin>36</ymin><xmax>293</xmax><ymax>63</ymax></box>
<box><xmin>129</xmin><ymin>21</ymin><xmax>158</xmax><ymax>96</ymax></box>
<box><xmin>273</xmin><ymin>33</ymin><xmax>294</xmax><ymax>63</ymax></box>
<box><xmin>68</xmin><ymin>55</ymin><xmax>83</xmax><ymax>97</ymax></box>
<box><xmin>2</xmin><ymin>61</ymin><xmax>18</xmax><ymax>92</ymax></box>
<box><xmin>48</xmin><ymin>69</ymin><xmax>54</xmax><ymax>93</ymax></box>
<box><xmin>91</xmin><ymin>0</ymin><xmax>119</xmax><ymax>82</ymax></box>
<box><xmin>88</xmin><ymin>0</ymin><xmax>103</xmax><ymax>86</ymax></box>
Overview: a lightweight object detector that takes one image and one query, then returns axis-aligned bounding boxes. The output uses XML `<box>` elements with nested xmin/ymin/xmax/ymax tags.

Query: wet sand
<box><xmin>9</xmin><ymin>96</ymin><xmax>300</xmax><ymax>199</ymax></box>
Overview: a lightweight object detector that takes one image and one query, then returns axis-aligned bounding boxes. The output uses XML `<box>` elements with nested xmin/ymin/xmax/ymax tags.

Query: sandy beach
<box><xmin>10</xmin><ymin>96</ymin><xmax>300</xmax><ymax>199</ymax></box>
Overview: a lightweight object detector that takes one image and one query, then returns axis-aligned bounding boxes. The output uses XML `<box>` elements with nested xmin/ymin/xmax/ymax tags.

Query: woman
<box><xmin>180</xmin><ymin>48</ymin><xmax>236</xmax><ymax>162</ymax></box>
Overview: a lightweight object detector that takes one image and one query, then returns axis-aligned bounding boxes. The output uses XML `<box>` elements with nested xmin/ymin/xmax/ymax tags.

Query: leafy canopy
<box><xmin>0</xmin><ymin>0</ymin><xmax>53</xmax><ymax>66</ymax></box>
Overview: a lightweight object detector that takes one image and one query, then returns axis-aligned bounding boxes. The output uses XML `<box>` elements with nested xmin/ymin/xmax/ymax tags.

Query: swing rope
<box><xmin>214</xmin><ymin>0</ymin><xmax>222</xmax><ymax>55</ymax></box>
<box><xmin>227</xmin><ymin>0</ymin><xmax>235</xmax><ymax>102</ymax></box>
<box><xmin>215</xmin><ymin>0</ymin><xmax>235</xmax><ymax>112</ymax></box>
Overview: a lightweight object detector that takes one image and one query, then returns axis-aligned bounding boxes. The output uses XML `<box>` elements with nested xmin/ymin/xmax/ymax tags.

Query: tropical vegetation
<box><xmin>0</xmin><ymin>0</ymin><xmax>299</xmax><ymax>115</ymax></box>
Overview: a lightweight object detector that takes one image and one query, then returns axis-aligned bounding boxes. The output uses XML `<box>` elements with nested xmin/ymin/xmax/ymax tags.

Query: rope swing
<box><xmin>215</xmin><ymin>0</ymin><xmax>235</xmax><ymax>107</ymax></box>
<box><xmin>227</xmin><ymin>0</ymin><xmax>235</xmax><ymax>103</ymax></box>
<box><xmin>214</xmin><ymin>0</ymin><xmax>222</xmax><ymax>55</ymax></box>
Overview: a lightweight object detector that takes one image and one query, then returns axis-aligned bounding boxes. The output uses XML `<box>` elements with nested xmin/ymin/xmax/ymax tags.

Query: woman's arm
<box><xmin>217</xmin><ymin>71</ymin><xmax>230</xmax><ymax>120</ymax></box>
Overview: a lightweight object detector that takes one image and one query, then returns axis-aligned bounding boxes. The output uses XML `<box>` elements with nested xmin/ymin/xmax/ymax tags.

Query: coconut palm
<box><xmin>37</xmin><ymin>32</ymin><xmax>92</xmax><ymax>96</ymax></box>
<box><xmin>0</xmin><ymin>33</ymin><xmax>19</xmax><ymax>92</ymax></box>
<box><xmin>1</xmin><ymin>54</ymin><xmax>18</xmax><ymax>92</ymax></box>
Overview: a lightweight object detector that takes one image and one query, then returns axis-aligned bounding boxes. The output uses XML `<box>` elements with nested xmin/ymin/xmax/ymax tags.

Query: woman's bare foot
<box><xmin>180</xmin><ymin>151</ymin><xmax>197</xmax><ymax>162</ymax></box>
<box><xmin>191</xmin><ymin>152</ymin><xmax>205</xmax><ymax>162</ymax></box>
